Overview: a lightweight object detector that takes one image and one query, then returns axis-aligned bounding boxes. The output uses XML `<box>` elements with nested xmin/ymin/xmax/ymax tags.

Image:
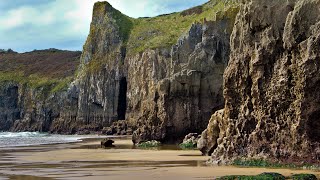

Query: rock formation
<box><xmin>0</xmin><ymin>49</ymin><xmax>80</xmax><ymax>132</ymax></box>
<box><xmin>1</xmin><ymin>0</ymin><xmax>319</xmax><ymax>165</ymax></box>
<box><xmin>0</xmin><ymin>1</ymin><xmax>238</xmax><ymax>143</ymax></box>
<box><xmin>54</xmin><ymin>0</ymin><xmax>239</xmax><ymax>143</ymax></box>
<box><xmin>199</xmin><ymin>0</ymin><xmax>320</xmax><ymax>164</ymax></box>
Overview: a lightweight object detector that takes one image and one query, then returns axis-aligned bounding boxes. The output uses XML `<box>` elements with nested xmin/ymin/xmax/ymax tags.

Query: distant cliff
<box><xmin>199</xmin><ymin>0</ymin><xmax>320</xmax><ymax>164</ymax></box>
<box><xmin>0</xmin><ymin>49</ymin><xmax>80</xmax><ymax>131</ymax></box>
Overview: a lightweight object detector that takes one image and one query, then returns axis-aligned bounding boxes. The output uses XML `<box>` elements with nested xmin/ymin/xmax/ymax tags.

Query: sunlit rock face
<box><xmin>130</xmin><ymin>19</ymin><xmax>232</xmax><ymax>143</ymax></box>
<box><xmin>200</xmin><ymin>0</ymin><xmax>320</xmax><ymax>164</ymax></box>
<box><xmin>0</xmin><ymin>1</ymin><xmax>238</xmax><ymax>142</ymax></box>
<box><xmin>52</xmin><ymin>1</ymin><xmax>237</xmax><ymax>141</ymax></box>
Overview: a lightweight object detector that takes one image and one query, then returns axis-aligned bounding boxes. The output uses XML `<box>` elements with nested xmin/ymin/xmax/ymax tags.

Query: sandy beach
<box><xmin>0</xmin><ymin>136</ymin><xmax>319</xmax><ymax>180</ymax></box>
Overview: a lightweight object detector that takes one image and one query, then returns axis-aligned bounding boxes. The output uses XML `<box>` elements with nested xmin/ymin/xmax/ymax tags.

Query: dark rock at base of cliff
<box><xmin>101</xmin><ymin>139</ymin><xmax>115</xmax><ymax>148</ymax></box>
<box><xmin>197</xmin><ymin>109</ymin><xmax>223</xmax><ymax>156</ymax></box>
<box><xmin>102</xmin><ymin>120</ymin><xmax>133</xmax><ymax>136</ymax></box>
<box><xmin>179</xmin><ymin>133</ymin><xmax>201</xmax><ymax>149</ymax></box>
<box><xmin>183</xmin><ymin>133</ymin><xmax>200</xmax><ymax>144</ymax></box>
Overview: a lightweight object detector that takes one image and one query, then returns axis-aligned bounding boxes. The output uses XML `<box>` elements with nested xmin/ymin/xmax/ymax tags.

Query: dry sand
<box><xmin>0</xmin><ymin>137</ymin><xmax>319</xmax><ymax>180</ymax></box>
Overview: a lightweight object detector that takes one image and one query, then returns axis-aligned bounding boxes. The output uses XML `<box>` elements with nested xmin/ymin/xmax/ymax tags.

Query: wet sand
<box><xmin>0</xmin><ymin>136</ymin><xmax>319</xmax><ymax>180</ymax></box>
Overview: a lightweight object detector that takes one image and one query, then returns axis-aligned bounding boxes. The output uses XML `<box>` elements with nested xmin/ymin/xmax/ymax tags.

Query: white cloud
<box><xmin>0</xmin><ymin>6</ymin><xmax>54</xmax><ymax>30</ymax></box>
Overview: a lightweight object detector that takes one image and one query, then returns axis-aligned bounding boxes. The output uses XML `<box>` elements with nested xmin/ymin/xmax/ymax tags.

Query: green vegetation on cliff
<box><xmin>0</xmin><ymin>49</ymin><xmax>81</xmax><ymax>94</ymax></box>
<box><xmin>91</xmin><ymin>0</ymin><xmax>239</xmax><ymax>55</ymax></box>
<box><xmin>83</xmin><ymin>0</ymin><xmax>239</xmax><ymax>73</ymax></box>
<box><xmin>126</xmin><ymin>0</ymin><xmax>239</xmax><ymax>54</ymax></box>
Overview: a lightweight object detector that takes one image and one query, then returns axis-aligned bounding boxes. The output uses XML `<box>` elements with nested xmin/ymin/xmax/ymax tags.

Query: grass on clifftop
<box><xmin>0</xmin><ymin>49</ymin><xmax>81</xmax><ymax>94</ymax></box>
<box><xmin>0</xmin><ymin>72</ymin><xmax>73</xmax><ymax>94</ymax></box>
<box><xmin>108</xmin><ymin>0</ymin><xmax>239</xmax><ymax>54</ymax></box>
<box><xmin>83</xmin><ymin>0</ymin><xmax>239</xmax><ymax>73</ymax></box>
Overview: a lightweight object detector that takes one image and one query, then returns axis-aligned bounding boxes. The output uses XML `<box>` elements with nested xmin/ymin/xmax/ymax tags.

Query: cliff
<box><xmin>0</xmin><ymin>49</ymin><xmax>81</xmax><ymax>131</ymax></box>
<box><xmin>47</xmin><ymin>0</ymin><xmax>239</xmax><ymax>142</ymax></box>
<box><xmin>1</xmin><ymin>0</ymin><xmax>319</xmax><ymax>165</ymax></box>
<box><xmin>199</xmin><ymin>0</ymin><xmax>320</xmax><ymax>164</ymax></box>
<box><xmin>0</xmin><ymin>1</ymin><xmax>239</xmax><ymax>140</ymax></box>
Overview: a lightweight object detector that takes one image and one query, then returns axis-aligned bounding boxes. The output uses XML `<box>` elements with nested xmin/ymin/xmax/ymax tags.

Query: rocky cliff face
<box><xmin>0</xmin><ymin>49</ymin><xmax>80</xmax><ymax>132</ymax></box>
<box><xmin>54</xmin><ymin>1</ymin><xmax>239</xmax><ymax>142</ymax></box>
<box><xmin>200</xmin><ymin>0</ymin><xmax>320</xmax><ymax>164</ymax></box>
<box><xmin>1</xmin><ymin>0</ymin><xmax>319</xmax><ymax>165</ymax></box>
<box><xmin>130</xmin><ymin>19</ymin><xmax>233</xmax><ymax>143</ymax></box>
<box><xmin>1</xmin><ymin>1</ymin><xmax>237</xmax><ymax>139</ymax></box>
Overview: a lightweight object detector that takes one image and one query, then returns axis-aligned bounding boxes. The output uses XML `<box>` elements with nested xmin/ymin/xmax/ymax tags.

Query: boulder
<box><xmin>197</xmin><ymin>110</ymin><xmax>224</xmax><ymax>156</ymax></box>
<box><xmin>101</xmin><ymin>139</ymin><xmax>115</xmax><ymax>148</ymax></box>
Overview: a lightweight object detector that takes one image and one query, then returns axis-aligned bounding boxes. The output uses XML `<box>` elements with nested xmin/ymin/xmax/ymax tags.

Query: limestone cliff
<box><xmin>46</xmin><ymin>1</ymin><xmax>238</xmax><ymax>141</ymax></box>
<box><xmin>0</xmin><ymin>49</ymin><xmax>80</xmax><ymax>132</ymax></box>
<box><xmin>55</xmin><ymin>1</ymin><xmax>239</xmax><ymax>142</ymax></box>
<box><xmin>130</xmin><ymin>19</ymin><xmax>232</xmax><ymax>143</ymax></box>
<box><xmin>1</xmin><ymin>1</ymin><xmax>238</xmax><ymax>143</ymax></box>
<box><xmin>200</xmin><ymin>0</ymin><xmax>320</xmax><ymax>164</ymax></box>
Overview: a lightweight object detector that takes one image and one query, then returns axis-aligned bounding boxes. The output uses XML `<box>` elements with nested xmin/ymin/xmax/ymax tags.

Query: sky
<box><xmin>0</xmin><ymin>0</ymin><xmax>208</xmax><ymax>53</ymax></box>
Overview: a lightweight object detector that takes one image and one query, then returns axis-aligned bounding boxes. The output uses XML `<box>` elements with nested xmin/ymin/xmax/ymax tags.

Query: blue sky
<box><xmin>0</xmin><ymin>0</ymin><xmax>208</xmax><ymax>52</ymax></box>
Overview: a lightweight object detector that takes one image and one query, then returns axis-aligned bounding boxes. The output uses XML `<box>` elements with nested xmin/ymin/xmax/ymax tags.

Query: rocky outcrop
<box><xmin>102</xmin><ymin>120</ymin><xmax>133</xmax><ymax>135</ymax></box>
<box><xmin>49</xmin><ymin>2</ymin><xmax>129</xmax><ymax>133</ymax></box>
<box><xmin>130</xmin><ymin>8</ymin><xmax>242</xmax><ymax>143</ymax></box>
<box><xmin>51</xmin><ymin>1</ymin><xmax>238</xmax><ymax>141</ymax></box>
<box><xmin>197</xmin><ymin>109</ymin><xmax>224</xmax><ymax>156</ymax></box>
<box><xmin>130</xmin><ymin>19</ymin><xmax>232</xmax><ymax>143</ymax></box>
<box><xmin>0</xmin><ymin>81</ymin><xmax>71</xmax><ymax>132</ymax></box>
<box><xmin>0</xmin><ymin>83</ymin><xmax>20</xmax><ymax>131</ymax></box>
<box><xmin>181</xmin><ymin>133</ymin><xmax>201</xmax><ymax>148</ymax></box>
<box><xmin>0</xmin><ymin>1</ymin><xmax>238</xmax><ymax>143</ymax></box>
<box><xmin>201</xmin><ymin>0</ymin><xmax>320</xmax><ymax>164</ymax></box>
<box><xmin>0</xmin><ymin>50</ymin><xmax>80</xmax><ymax>132</ymax></box>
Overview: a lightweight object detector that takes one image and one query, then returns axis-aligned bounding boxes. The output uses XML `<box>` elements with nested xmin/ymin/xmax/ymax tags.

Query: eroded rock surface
<box><xmin>198</xmin><ymin>109</ymin><xmax>224</xmax><ymax>156</ymax></box>
<box><xmin>51</xmin><ymin>2</ymin><xmax>238</xmax><ymax>141</ymax></box>
<box><xmin>0</xmin><ymin>1</ymin><xmax>237</xmax><ymax>143</ymax></box>
<box><xmin>130</xmin><ymin>14</ymin><xmax>236</xmax><ymax>143</ymax></box>
<box><xmin>0</xmin><ymin>50</ymin><xmax>81</xmax><ymax>132</ymax></box>
<box><xmin>201</xmin><ymin>0</ymin><xmax>320</xmax><ymax>164</ymax></box>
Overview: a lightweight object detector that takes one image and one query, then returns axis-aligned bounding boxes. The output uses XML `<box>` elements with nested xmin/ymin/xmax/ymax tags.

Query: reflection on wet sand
<box><xmin>0</xmin><ymin>137</ymin><xmax>319</xmax><ymax>180</ymax></box>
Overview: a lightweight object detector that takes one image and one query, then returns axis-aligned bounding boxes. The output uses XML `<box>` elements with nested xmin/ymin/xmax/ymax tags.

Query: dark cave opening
<box><xmin>307</xmin><ymin>110</ymin><xmax>320</xmax><ymax>142</ymax></box>
<box><xmin>117</xmin><ymin>77</ymin><xmax>127</xmax><ymax>120</ymax></box>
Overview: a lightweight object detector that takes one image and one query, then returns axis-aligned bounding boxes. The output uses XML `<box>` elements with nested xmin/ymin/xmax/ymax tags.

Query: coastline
<box><xmin>0</xmin><ymin>136</ymin><xmax>319</xmax><ymax>180</ymax></box>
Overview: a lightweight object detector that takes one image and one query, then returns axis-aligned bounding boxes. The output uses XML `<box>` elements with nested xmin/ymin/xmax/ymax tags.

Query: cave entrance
<box><xmin>117</xmin><ymin>77</ymin><xmax>127</xmax><ymax>120</ymax></box>
<box><xmin>307</xmin><ymin>110</ymin><xmax>320</xmax><ymax>142</ymax></box>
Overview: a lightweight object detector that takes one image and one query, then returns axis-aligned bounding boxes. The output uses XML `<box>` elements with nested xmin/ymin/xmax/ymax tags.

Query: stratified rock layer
<box><xmin>51</xmin><ymin>1</ymin><xmax>238</xmax><ymax>142</ymax></box>
<box><xmin>0</xmin><ymin>50</ymin><xmax>81</xmax><ymax>132</ymax></box>
<box><xmin>130</xmin><ymin>19</ymin><xmax>233</xmax><ymax>143</ymax></box>
<box><xmin>0</xmin><ymin>1</ymin><xmax>238</xmax><ymax>143</ymax></box>
<box><xmin>201</xmin><ymin>0</ymin><xmax>320</xmax><ymax>163</ymax></box>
